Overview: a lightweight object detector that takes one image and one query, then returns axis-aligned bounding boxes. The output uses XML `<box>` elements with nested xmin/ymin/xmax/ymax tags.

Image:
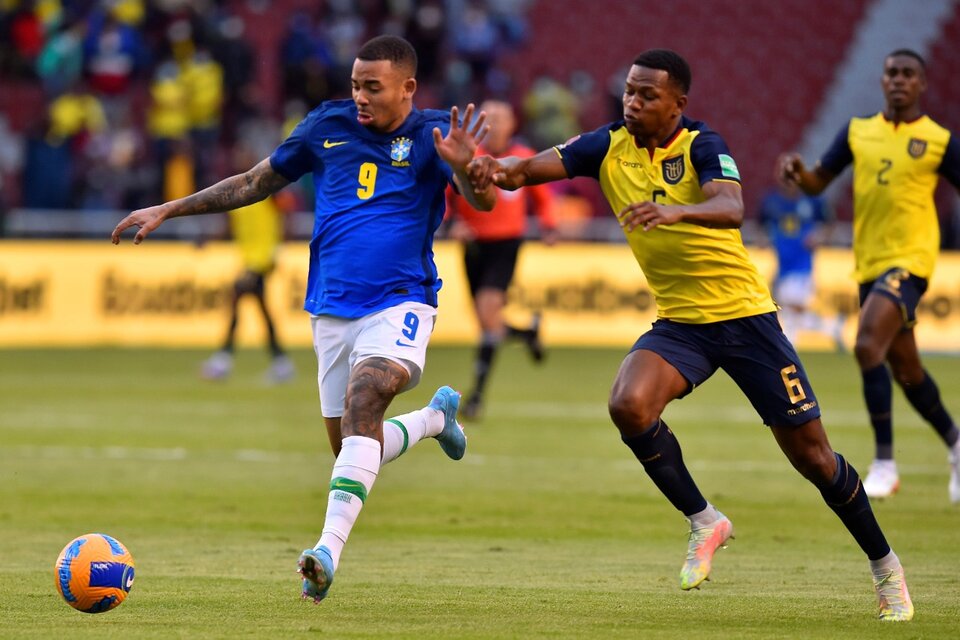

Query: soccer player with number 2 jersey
<box><xmin>779</xmin><ymin>49</ymin><xmax>960</xmax><ymax>506</ymax></box>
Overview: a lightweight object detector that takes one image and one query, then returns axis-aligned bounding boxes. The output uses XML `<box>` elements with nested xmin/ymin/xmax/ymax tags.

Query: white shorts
<box><xmin>774</xmin><ymin>273</ymin><xmax>814</xmax><ymax>308</ymax></box>
<box><xmin>311</xmin><ymin>301</ymin><xmax>437</xmax><ymax>418</ymax></box>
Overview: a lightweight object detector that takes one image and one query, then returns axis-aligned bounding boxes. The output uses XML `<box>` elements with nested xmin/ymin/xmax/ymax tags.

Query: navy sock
<box><xmin>471</xmin><ymin>335</ymin><xmax>498</xmax><ymax>400</ymax></box>
<box><xmin>819</xmin><ymin>453</ymin><xmax>890</xmax><ymax>560</ymax></box>
<box><xmin>622</xmin><ymin>420</ymin><xmax>707</xmax><ymax>516</ymax></box>
<box><xmin>862</xmin><ymin>364</ymin><xmax>893</xmax><ymax>459</ymax></box>
<box><xmin>903</xmin><ymin>370</ymin><xmax>959</xmax><ymax>447</ymax></box>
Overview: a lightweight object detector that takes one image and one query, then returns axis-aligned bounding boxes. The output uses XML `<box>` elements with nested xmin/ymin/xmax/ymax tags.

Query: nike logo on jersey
<box><xmin>395</xmin><ymin>340</ymin><xmax>417</xmax><ymax>348</ymax></box>
<box><xmin>323</xmin><ymin>140</ymin><xmax>349</xmax><ymax>148</ymax></box>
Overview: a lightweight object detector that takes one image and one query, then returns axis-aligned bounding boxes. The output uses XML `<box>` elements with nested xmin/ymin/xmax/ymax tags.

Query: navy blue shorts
<box><xmin>630</xmin><ymin>311</ymin><xmax>821</xmax><ymax>427</ymax></box>
<box><xmin>858</xmin><ymin>267</ymin><xmax>927</xmax><ymax>329</ymax></box>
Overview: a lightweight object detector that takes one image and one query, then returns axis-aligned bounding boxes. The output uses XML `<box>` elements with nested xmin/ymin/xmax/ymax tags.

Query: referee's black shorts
<box><xmin>463</xmin><ymin>238</ymin><xmax>522</xmax><ymax>296</ymax></box>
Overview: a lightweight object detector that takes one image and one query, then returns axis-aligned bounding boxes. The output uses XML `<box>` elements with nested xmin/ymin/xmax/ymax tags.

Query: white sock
<box><xmin>315</xmin><ymin>436</ymin><xmax>381</xmax><ymax>570</ymax></box>
<box><xmin>381</xmin><ymin>407</ymin><xmax>444</xmax><ymax>464</ymax></box>
<box><xmin>870</xmin><ymin>550</ymin><xmax>901</xmax><ymax>575</ymax></box>
<box><xmin>688</xmin><ymin>503</ymin><xmax>723</xmax><ymax>529</ymax></box>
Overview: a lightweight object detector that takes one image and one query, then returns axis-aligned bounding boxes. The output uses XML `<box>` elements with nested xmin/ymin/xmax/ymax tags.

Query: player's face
<box><xmin>478</xmin><ymin>100</ymin><xmax>515</xmax><ymax>154</ymax></box>
<box><xmin>882</xmin><ymin>55</ymin><xmax>926</xmax><ymax>110</ymax></box>
<box><xmin>622</xmin><ymin>65</ymin><xmax>686</xmax><ymax>140</ymax></box>
<box><xmin>351</xmin><ymin>59</ymin><xmax>417</xmax><ymax>133</ymax></box>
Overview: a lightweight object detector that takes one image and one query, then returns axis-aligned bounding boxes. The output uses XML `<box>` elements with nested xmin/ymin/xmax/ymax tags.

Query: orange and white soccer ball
<box><xmin>54</xmin><ymin>533</ymin><xmax>135</xmax><ymax>613</ymax></box>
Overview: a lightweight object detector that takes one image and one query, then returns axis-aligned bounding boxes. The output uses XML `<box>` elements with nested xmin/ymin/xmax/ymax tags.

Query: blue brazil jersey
<box><xmin>758</xmin><ymin>190</ymin><xmax>827</xmax><ymax>278</ymax></box>
<box><xmin>270</xmin><ymin>100</ymin><xmax>454</xmax><ymax>318</ymax></box>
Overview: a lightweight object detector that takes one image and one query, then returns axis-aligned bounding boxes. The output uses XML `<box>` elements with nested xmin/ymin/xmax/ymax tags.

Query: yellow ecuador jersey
<box><xmin>820</xmin><ymin>112</ymin><xmax>960</xmax><ymax>282</ymax></box>
<box><xmin>229</xmin><ymin>198</ymin><xmax>282</xmax><ymax>274</ymax></box>
<box><xmin>556</xmin><ymin>116</ymin><xmax>776</xmax><ymax>323</ymax></box>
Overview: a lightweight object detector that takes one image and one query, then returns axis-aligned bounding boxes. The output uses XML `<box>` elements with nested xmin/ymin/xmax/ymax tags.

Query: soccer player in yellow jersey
<box><xmin>201</xmin><ymin>137</ymin><xmax>296</xmax><ymax>384</ymax></box>
<box><xmin>779</xmin><ymin>49</ymin><xmax>960</xmax><ymax>504</ymax></box>
<box><xmin>469</xmin><ymin>49</ymin><xmax>913</xmax><ymax>621</ymax></box>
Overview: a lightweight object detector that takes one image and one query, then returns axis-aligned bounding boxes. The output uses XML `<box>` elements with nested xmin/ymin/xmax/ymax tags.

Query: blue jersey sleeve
<box><xmin>811</xmin><ymin>196</ymin><xmax>830</xmax><ymax>224</ymax></box>
<box><xmin>819</xmin><ymin>123</ymin><xmax>852</xmax><ymax>176</ymax></box>
<box><xmin>938</xmin><ymin>132</ymin><xmax>960</xmax><ymax>190</ymax></box>
<box><xmin>554</xmin><ymin>125</ymin><xmax>615</xmax><ymax>179</ymax></box>
<box><xmin>420</xmin><ymin>110</ymin><xmax>455</xmax><ymax>186</ymax></box>
<box><xmin>690</xmin><ymin>129</ymin><xmax>740</xmax><ymax>185</ymax></box>
<box><xmin>269</xmin><ymin>114</ymin><xmax>318</xmax><ymax>182</ymax></box>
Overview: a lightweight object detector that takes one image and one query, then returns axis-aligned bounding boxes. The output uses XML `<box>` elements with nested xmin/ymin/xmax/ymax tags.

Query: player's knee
<box><xmin>853</xmin><ymin>335</ymin><xmax>883</xmax><ymax>368</ymax></box>
<box><xmin>793</xmin><ymin>444</ymin><xmax>836</xmax><ymax>485</ymax></box>
<box><xmin>888</xmin><ymin>361</ymin><xmax>924</xmax><ymax>387</ymax></box>
<box><xmin>608</xmin><ymin>388</ymin><xmax>659</xmax><ymax>435</ymax></box>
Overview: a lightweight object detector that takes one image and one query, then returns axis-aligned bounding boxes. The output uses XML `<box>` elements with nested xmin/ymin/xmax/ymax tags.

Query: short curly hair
<box><xmin>633</xmin><ymin>49</ymin><xmax>691</xmax><ymax>94</ymax></box>
<box><xmin>357</xmin><ymin>35</ymin><xmax>418</xmax><ymax>77</ymax></box>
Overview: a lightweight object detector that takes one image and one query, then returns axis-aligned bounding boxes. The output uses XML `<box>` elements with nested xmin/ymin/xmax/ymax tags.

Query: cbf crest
<box><xmin>907</xmin><ymin>138</ymin><xmax>927</xmax><ymax>159</ymax></box>
<box><xmin>662</xmin><ymin>155</ymin><xmax>685</xmax><ymax>185</ymax></box>
<box><xmin>391</xmin><ymin>137</ymin><xmax>412</xmax><ymax>166</ymax></box>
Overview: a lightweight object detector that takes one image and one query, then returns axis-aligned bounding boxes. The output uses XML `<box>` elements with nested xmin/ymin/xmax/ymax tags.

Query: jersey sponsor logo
<box><xmin>662</xmin><ymin>155</ymin><xmax>685</xmax><ymax>184</ymax></box>
<box><xmin>718</xmin><ymin>154</ymin><xmax>740</xmax><ymax>179</ymax></box>
<box><xmin>395</xmin><ymin>339</ymin><xmax>417</xmax><ymax>348</ymax></box>
<box><xmin>323</xmin><ymin>139</ymin><xmax>349</xmax><ymax>148</ymax></box>
<box><xmin>907</xmin><ymin>138</ymin><xmax>927</xmax><ymax>159</ymax></box>
<box><xmin>391</xmin><ymin>136</ymin><xmax>412</xmax><ymax>166</ymax></box>
<box><xmin>786</xmin><ymin>400</ymin><xmax>818</xmax><ymax>416</ymax></box>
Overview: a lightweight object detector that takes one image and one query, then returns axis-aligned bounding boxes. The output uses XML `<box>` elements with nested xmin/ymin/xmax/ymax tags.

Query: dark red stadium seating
<box><xmin>500</xmin><ymin>0</ymin><xmax>872</xmax><ymax>215</ymax></box>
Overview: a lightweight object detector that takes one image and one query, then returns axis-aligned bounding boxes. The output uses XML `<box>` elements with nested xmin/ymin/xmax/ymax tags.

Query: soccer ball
<box><xmin>54</xmin><ymin>533</ymin><xmax>135</xmax><ymax>613</ymax></box>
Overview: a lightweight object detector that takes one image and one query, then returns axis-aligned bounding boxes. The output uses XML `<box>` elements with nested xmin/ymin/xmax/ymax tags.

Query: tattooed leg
<box><xmin>341</xmin><ymin>357</ymin><xmax>411</xmax><ymax>445</ymax></box>
<box><xmin>304</xmin><ymin>357</ymin><xmax>410</xmax><ymax>582</ymax></box>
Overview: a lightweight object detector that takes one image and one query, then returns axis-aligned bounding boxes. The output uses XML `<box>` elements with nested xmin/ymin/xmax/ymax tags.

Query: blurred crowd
<box><xmin>0</xmin><ymin>0</ymin><xmax>598</xmax><ymax>232</ymax></box>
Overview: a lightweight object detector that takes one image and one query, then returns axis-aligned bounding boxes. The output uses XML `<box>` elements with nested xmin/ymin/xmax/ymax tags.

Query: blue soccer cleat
<box><xmin>429</xmin><ymin>386</ymin><xmax>466</xmax><ymax>460</ymax></box>
<box><xmin>298</xmin><ymin>546</ymin><xmax>335</xmax><ymax>603</ymax></box>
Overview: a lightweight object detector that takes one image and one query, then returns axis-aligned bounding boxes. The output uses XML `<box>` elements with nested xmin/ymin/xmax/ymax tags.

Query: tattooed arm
<box><xmin>111</xmin><ymin>158</ymin><xmax>292</xmax><ymax>245</ymax></box>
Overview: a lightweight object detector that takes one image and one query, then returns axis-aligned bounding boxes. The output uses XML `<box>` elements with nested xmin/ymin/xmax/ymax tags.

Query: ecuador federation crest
<box><xmin>662</xmin><ymin>155</ymin><xmax>685</xmax><ymax>185</ymax></box>
<box><xmin>907</xmin><ymin>138</ymin><xmax>927</xmax><ymax>159</ymax></box>
<box><xmin>391</xmin><ymin>137</ymin><xmax>412</xmax><ymax>162</ymax></box>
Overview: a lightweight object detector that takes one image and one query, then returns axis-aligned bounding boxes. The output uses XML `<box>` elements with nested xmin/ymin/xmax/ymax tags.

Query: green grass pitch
<box><xmin>1</xmin><ymin>346</ymin><xmax>957</xmax><ymax>638</ymax></box>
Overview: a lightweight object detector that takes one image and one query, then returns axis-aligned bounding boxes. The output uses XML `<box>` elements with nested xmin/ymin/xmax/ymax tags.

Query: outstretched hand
<box><xmin>433</xmin><ymin>104</ymin><xmax>489</xmax><ymax>172</ymax></box>
<box><xmin>111</xmin><ymin>204</ymin><xmax>170</xmax><ymax>245</ymax></box>
<box><xmin>777</xmin><ymin>152</ymin><xmax>805</xmax><ymax>184</ymax></box>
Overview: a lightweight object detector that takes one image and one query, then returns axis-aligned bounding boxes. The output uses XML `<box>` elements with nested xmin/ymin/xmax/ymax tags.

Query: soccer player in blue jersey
<box><xmin>469</xmin><ymin>49</ymin><xmax>913</xmax><ymax>621</ymax></box>
<box><xmin>779</xmin><ymin>49</ymin><xmax>960</xmax><ymax>504</ymax></box>
<box><xmin>112</xmin><ymin>35</ymin><xmax>496</xmax><ymax>602</ymax></box>
<box><xmin>758</xmin><ymin>176</ymin><xmax>845</xmax><ymax>349</ymax></box>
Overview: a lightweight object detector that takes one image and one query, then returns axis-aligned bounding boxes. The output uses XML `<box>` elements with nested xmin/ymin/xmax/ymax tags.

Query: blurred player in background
<box><xmin>112</xmin><ymin>35</ymin><xmax>496</xmax><ymax>603</ymax></box>
<box><xmin>758</xmin><ymin>173</ymin><xmax>845</xmax><ymax>349</ymax></box>
<box><xmin>201</xmin><ymin>129</ymin><xmax>295</xmax><ymax>384</ymax></box>
<box><xmin>445</xmin><ymin>99</ymin><xmax>557</xmax><ymax>420</ymax></box>
<box><xmin>779</xmin><ymin>49</ymin><xmax>960</xmax><ymax>503</ymax></box>
<box><xmin>469</xmin><ymin>49</ymin><xmax>913</xmax><ymax>621</ymax></box>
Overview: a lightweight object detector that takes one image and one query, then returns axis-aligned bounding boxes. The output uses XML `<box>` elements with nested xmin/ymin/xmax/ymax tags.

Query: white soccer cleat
<box><xmin>873</xmin><ymin>563</ymin><xmax>914</xmax><ymax>621</ymax></box>
<box><xmin>266</xmin><ymin>355</ymin><xmax>295</xmax><ymax>384</ymax></box>
<box><xmin>201</xmin><ymin>351</ymin><xmax>232</xmax><ymax>380</ymax></box>
<box><xmin>863</xmin><ymin>459</ymin><xmax>899</xmax><ymax>499</ymax></box>
<box><xmin>680</xmin><ymin>513</ymin><xmax>734</xmax><ymax>590</ymax></box>
<box><xmin>948</xmin><ymin>443</ymin><xmax>960</xmax><ymax>504</ymax></box>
